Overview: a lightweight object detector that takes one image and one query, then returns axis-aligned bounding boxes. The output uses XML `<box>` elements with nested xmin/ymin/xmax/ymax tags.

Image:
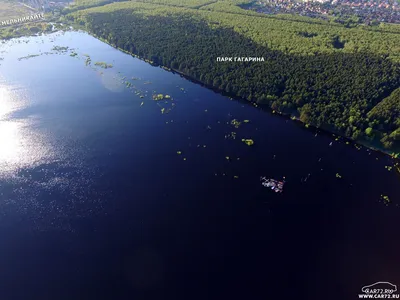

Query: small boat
<box><xmin>261</xmin><ymin>177</ymin><xmax>285</xmax><ymax>193</ymax></box>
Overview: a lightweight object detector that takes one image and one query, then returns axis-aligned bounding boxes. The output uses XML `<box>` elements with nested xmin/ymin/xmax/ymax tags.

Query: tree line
<box><xmin>68</xmin><ymin>1</ymin><xmax>400</xmax><ymax>150</ymax></box>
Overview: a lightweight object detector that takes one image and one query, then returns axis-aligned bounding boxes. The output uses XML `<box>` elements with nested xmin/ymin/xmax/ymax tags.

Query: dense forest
<box><xmin>66</xmin><ymin>0</ymin><xmax>400</xmax><ymax>150</ymax></box>
<box><xmin>62</xmin><ymin>0</ymin><xmax>117</xmax><ymax>14</ymax></box>
<box><xmin>68</xmin><ymin>1</ymin><xmax>400</xmax><ymax>61</ymax></box>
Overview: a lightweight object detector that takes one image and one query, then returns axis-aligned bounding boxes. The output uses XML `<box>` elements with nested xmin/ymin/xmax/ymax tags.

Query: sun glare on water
<box><xmin>0</xmin><ymin>86</ymin><xmax>52</xmax><ymax>175</ymax></box>
<box><xmin>0</xmin><ymin>87</ymin><xmax>12</xmax><ymax>118</ymax></box>
<box><xmin>0</xmin><ymin>87</ymin><xmax>25</xmax><ymax>170</ymax></box>
<box><xmin>0</xmin><ymin>121</ymin><xmax>21</xmax><ymax>163</ymax></box>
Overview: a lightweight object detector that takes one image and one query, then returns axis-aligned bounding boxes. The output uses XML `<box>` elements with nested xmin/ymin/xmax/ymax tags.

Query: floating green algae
<box><xmin>242</xmin><ymin>139</ymin><xmax>254</xmax><ymax>146</ymax></box>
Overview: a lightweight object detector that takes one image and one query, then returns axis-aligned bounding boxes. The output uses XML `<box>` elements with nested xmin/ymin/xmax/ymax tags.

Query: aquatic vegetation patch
<box><xmin>242</xmin><ymin>139</ymin><xmax>254</xmax><ymax>146</ymax></box>
<box><xmin>155</xmin><ymin>96</ymin><xmax>175</xmax><ymax>114</ymax></box>
<box><xmin>230</xmin><ymin>119</ymin><xmax>251</xmax><ymax>129</ymax></box>
<box><xmin>152</xmin><ymin>94</ymin><xmax>165</xmax><ymax>101</ymax></box>
<box><xmin>17</xmin><ymin>54</ymin><xmax>41</xmax><ymax>61</ymax></box>
<box><xmin>160</xmin><ymin>107</ymin><xmax>172</xmax><ymax>114</ymax></box>
<box><xmin>231</xmin><ymin>119</ymin><xmax>241</xmax><ymax>128</ymax></box>
<box><xmin>225</xmin><ymin>132</ymin><xmax>237</xmax><ymax>140</ymax></box>
<box><xmin>94</xmin><ymin>61</ymin><xmax>113</xmax><ymax>69</ymax></box>
<box><xmin>381</xmin><ymin>194</ymin><xmax>391</xmax><ymax>204</ymax></box>
<box><xmin>52</xmin><ymin>45</ymin><xmax>69</xmax><ymax>52</ymax></box>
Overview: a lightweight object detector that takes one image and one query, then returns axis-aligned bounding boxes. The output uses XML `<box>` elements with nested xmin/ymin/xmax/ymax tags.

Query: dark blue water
<box><xmin>0</xmin><ymin>32</ymin><xmax>399</xmax><ymax>300</ymax></box>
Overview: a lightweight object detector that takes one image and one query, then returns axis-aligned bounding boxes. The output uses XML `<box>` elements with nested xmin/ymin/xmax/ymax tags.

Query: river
<box><xmin>0</xmin><ymin>31</ymin><xmax>399</xmax><ymax>300</ymax></box>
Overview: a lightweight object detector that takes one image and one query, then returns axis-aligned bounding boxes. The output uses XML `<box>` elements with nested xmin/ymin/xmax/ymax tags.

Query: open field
<box><xmin>0</xmin><ymin>1</ymin><xmax>35</xmax><ymax>21</ymax></box>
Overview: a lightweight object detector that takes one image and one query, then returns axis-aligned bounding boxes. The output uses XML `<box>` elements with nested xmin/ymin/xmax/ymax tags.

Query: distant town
<box><xmin>18</xmin><ymin>0</ymin><xmax>70</xmax><ymax>13</ymax></box>
<box><xmin>247</xmin><ymin>0</ymin><xmax>400</xmax><ymax>24</ymax></box>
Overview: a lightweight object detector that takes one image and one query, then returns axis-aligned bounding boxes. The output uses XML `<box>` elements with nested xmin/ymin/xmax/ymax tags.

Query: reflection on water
<box><xmin>0</xmin><ymin>85</ymin><xmax>53</xmax><ymax>176</ymax></box>
<box><xmin>101</xmin><ymin>70</ymin><xmax>125</xmax><ymax>93</ymax></box>
<box><xmin>0</xmin><ymin>31</ymin><xmax>399</xmax><ymax>300</ymax></box>
<box><xmin>0</xmin><ymin>81</ymin><xmax>105</xmax><ymax>232</ymax></box>
<box><xmin>0</xmin><ymin>119</ymin><xmax>57</xmax><ymax>175</ymax></box>
<box><xmin>0</xmin><ymin>121</ymin><xmax>22</xmax><ymax>163</ymax></box>
<box><xmin>0</xmin><ymin>86</ymin><xmax>13</xmax><ymax>118</ymax></box>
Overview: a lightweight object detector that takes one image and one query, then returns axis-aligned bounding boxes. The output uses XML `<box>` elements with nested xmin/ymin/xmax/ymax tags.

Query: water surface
<box><xmin>0</xmin><ymin>31</ymin><xmax>399</xmax><ymax>300</ymax></box>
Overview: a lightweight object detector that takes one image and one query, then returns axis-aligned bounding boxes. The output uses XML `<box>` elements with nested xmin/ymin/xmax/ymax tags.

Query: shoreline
<box><xmin>3</xmin><ymin>27</ymin><xmax>399</xmax><ymax>164</ymax></box>
<box><xmin>86</xmin><ymin>30</ymin><xmax>400</xmax><ymax>162</ymax></box>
